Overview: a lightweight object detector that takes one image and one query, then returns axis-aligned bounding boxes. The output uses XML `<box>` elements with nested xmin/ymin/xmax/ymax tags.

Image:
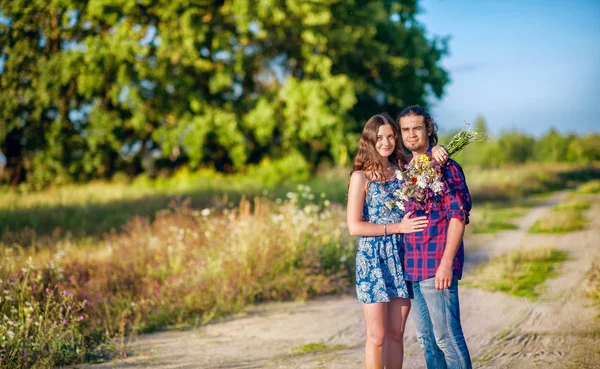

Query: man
<box><xmin>397</xmin><ymin>105</ymin><xmax>472</xmax><ymax>369</ymax></box>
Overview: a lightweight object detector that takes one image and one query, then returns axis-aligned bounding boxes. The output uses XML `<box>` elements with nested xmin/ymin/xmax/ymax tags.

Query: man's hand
<box><xmin>435</xmin><ymin>262</ymin><xmax>453</xmax><ymax>290</ymax></box>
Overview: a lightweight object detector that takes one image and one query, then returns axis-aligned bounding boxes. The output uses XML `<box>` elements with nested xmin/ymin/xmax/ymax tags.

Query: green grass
<box><xmin>300</xmin><ymin>343</ymin><xmax>329</xmax><ymax>353</ymax></box>
<box><xmin>529</xmin><ymin>198</ymin><xmax>590</xmax><ymax>234</ymax></box>
<box><xmin>575</xmin><ymin>179</ymin><xmax>600</xmax><ymax>194</ymax></box>
<box><xmin>470</xmin><ymin>203</ymin><xmax>528</xmax><ymax>234</ymax></box>
<box><xmin>2</xmin><ymin>162</ymin><xmax>598</xmax><ymax>246</ymax></box>
<box><xmin>462</xmin><ymin>248</ymin><xmax>568</xmax><ymax>299</ymax></box>
<box><xmin>528</xmin><ymin>211</ymin><xmax>586</xmax><ymax>233</ymax></box>
<box><xmin>295</xmin><ymin>343</ymin><xmax>346</xmax><ymax>356</ymax></box>
<box><xmin>464</xmin><ymin>162</ymin><xmax>600</xmax><ymax>202</ymax></box>
<box><xmin>0</xmin><ymin>169</ymin><xmax>349</xmax><ymax>245</ymax></box>
<box><xmin>554</xmin><ymin>199</ymin><xmax>591</xmax><ymax>211</ymax></box>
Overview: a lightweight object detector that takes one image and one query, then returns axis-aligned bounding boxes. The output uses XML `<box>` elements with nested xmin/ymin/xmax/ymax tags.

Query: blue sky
<box><xmin>417</xmin><ymin>0</ymin><xmax>600</xmax><ymax>137</ymax></box>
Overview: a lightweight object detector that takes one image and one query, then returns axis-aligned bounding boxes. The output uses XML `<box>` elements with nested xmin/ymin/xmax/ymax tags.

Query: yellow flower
<box><xmin>418</xmin><ymin>154</ymin><xmax>431</xmax><ymax>165</ymax></box>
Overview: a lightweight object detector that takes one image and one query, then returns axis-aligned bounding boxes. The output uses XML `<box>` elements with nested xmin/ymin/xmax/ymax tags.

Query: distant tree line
<box><xmin>446</xmin><ymin>116</ymin><xmax>600</xmax><ymax>166</ymax></box>
<box><xmin>0</xmin><ymin>0</ymin><xmax>451</xmax><ymax>188</ymax></box>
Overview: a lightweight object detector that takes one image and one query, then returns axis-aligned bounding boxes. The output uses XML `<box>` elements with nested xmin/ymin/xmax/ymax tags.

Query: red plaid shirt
<box><xmin>403</xmin><ymin>149</ymin><xmax>471</xmax><ymax>282</ymax></box>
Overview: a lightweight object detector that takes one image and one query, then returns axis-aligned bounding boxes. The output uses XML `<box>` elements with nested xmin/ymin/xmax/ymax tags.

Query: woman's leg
<box><xmin>384</xmin><ymin>297</ymin><xmax>411</xmax><ymax>369</ymax></box>
<box><xmin>362</xmin><ymin>302</ymin><xmax>386</xmax><ymax>369</ymax></box>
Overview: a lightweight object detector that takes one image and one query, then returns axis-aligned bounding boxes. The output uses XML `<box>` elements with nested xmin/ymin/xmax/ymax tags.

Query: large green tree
<box><xmin>0</xmin><ymin>0</ymin><xmax>449</xmax><ymax>187</ymax></box>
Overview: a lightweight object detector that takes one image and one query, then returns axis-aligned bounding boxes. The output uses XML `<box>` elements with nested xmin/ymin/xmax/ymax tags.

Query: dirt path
<box><xmin>91</xmin><ymin>191</ymin><xmax>600</xmax><ymax>369</ymax></box>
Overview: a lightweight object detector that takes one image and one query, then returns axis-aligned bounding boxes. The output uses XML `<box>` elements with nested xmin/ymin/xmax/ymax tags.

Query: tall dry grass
<box><xmin>0</xmin><ymin>192</ymin><xmax>353</xmax><ymax>368</ymax></box>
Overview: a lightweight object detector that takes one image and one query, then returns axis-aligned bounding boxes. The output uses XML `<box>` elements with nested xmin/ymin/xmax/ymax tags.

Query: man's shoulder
<box><xmin>447</xmin><ymin>158</ymin><xmax>463</xmax><ymax>169</ymax></box>
<box><xmin>444</xmin><ymin>158</ymin><xmax>466</xmax><ymax>175</ymax></box>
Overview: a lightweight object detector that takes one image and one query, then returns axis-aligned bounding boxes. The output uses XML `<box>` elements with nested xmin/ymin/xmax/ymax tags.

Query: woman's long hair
<box><xmin>351</xmin><ymin>113</ymin><xmax>407</xmax><ymax>182</ymax></box>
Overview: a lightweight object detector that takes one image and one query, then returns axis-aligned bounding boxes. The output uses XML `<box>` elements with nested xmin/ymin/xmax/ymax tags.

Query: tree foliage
<box><xmin>447</xmin><ymin>116</ymin><xmax>600</xmax><ymax>167</ymax></box>
<box><xmin>0</xmin><ymin>0</ymin><xmax>450</xmax><ymax>187</ymax></box>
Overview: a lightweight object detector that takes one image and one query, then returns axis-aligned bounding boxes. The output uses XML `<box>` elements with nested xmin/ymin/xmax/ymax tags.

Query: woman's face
<box><xmin>375</xmin><ymin>124</ymin><xmax>396</xmax><ymax>159</ymax></box>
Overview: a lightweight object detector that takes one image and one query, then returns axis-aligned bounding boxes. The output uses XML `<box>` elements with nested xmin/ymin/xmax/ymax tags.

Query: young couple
<box><xmin>347</xmin><ymin>105</ymin><xmax>472</xmax><ymax>369</ymax></box>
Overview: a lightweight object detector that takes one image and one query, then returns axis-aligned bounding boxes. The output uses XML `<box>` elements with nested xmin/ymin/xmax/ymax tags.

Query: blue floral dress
<box><xmin>355</xmin><ymin>174</ymin><xmax>409</xmax><ymax>303</ymax></box>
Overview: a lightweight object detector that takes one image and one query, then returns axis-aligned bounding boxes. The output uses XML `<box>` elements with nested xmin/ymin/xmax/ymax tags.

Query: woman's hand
<box><xmin>432</xmin><ymin>145</ymin><xmax>449</xmax><ymax>164</ymax></box>
<box><xmin>396</xmin><ymin>211</ymin><xmax>428</xmax><ymax>234</ymax></box>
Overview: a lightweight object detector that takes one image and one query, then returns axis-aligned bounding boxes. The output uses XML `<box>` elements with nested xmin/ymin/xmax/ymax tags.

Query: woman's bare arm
<box><xmin>346</xmin><ymin>171</ymin><xmax>428</xmax><ymax>236</ymax></box>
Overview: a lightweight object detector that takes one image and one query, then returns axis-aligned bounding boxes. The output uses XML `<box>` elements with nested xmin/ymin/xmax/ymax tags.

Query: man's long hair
<box><xmin>351</xmin><ymin>113</ymin><xmax>407</xmax><ymax>182</ymax></box>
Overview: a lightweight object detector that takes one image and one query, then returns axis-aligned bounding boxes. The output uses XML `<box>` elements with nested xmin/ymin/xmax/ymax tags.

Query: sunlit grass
<box><xmin>529</xmin><ymin>198</ymin><xmax>590</xmax><ymax>234</ymax></box>
<box><xmin>0</xmin><ymin>193</ymin><xmax>354</xmax><ymax>368</ymax></box>
<box><xmin>469</xmin><ymin>203</ymin><xmax>528</xmax><ymax>234</ymax></box>
<box><xmin>2</xmin><ymin>162</ymin><xmax>598</xmax><ymax>246</ymax></box>
<box><xmin>575</xmin><ymin>179</ymin><xmax>600</xmax><ymax>194</ymax></box>
<box><xmin>462</xmin><ymin>248</ymin><xmax>568</xmax><ymax>299</ymax></box>
<box><xmin>294</xmin><ymin>342</ymin><xmax>346</xmax><ymax>356</ymax></box>
<box><xmin>300</xmin><ymin>343</ymin><xmax>328</xmax><ymax>353</ymax></box>
<box><xmin>554</xmin><ymin>199</ymin><xmax>591</xmax><ymax>211</ymax></box>
<box><xmin>1</xmin><ymin>162</ymin><xmax>598</xmax><ymax>366</ymax></box>
<box><xmin>464</xmin><ymin>162</ymin><xmax>600</xmax><ymax>201</ymax></box>
<box><xmin>0</xmin><ymin>167</ymin><xmax>349</xmax><ymax>244</ymax></box>
<box><xmin>529</xmin><ymin>210</ymin><xmax>586</xmax><ymax>233</ymax></box>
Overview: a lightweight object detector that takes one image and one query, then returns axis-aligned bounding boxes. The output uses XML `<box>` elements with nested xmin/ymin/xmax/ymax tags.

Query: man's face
<box><xmin>399</xmin><ymin>115</ymin><xmax>431</xmax><ymax>154</ymax></box>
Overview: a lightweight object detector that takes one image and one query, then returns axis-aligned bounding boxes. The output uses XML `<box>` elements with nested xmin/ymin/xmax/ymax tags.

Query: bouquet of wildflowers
<box><xmin>388</xmin><ymin>154</ymin><xmax>446</xmax><ymax>211</ymax></box>
<box><xmin>388</xmin><ymin>122</ymin><xmax>487</xmax><ymax>211</ymax></box>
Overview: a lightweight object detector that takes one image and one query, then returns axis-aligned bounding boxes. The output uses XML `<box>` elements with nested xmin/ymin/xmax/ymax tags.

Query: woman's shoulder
<box><xmin>351</xmin><ymin>170</ymin><xmax>371</xmax><ymax>182</ymax></box>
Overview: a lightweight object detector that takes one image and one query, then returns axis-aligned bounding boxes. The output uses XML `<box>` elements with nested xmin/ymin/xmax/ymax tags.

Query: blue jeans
<box><xmin>409</xmin><ymin>275</ymin><xmax>472</xmax><ymax>369</ymax></box>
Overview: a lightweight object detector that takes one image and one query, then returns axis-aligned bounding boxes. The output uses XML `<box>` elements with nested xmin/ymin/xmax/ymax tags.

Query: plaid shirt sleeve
<box><xmin>442</xmin><ymin>160</ymin><xmax>471</xmax><ymax>224</ymax></box>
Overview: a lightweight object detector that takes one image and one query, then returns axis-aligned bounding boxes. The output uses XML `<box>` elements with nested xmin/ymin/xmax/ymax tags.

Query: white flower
<box><xmin>201</xmin><ymin>208</ymin><xmax>211</xmax><ymax>217</ymax></box>
<box><xmin>395</xmin><ymin>170</ymin><xmax>404</xmax><ymax>181</ymax></box>
<box><xmin>395</xmin><ymin>201</ymin><xmax>405</xmax><ymax>211</ymax></box>
<box><xmin>430</xmin><ymin>181</ymin><xmax>444</xmax><ymax>194</ymax></box>
<box><xmin>270</xmin><ymin>214</ymin><xmax>284</xmax><ymax>223</ymax></box>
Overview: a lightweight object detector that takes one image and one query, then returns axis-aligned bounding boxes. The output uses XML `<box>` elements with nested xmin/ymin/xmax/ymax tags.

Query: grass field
<box><xmin>0</xmin><ymin>162</ymin><xmax>599</xmax><ymax>367</ymax></box>
<box><xmin>0</xmin><ymin>193</ymin><xmax>354</xmax><ymax>368</ymax></box>
<box><xmin>469</xmin><ymin>203</ymin><xmax>529</xmax><ymax>234</ymax></box>
<box><xmin>462</xmin><ymin>247</ymin><xmax>568</xmax><ymax>299</ymax></box>
<box><xmin>1</xmin><ymin>162</ymin><xmax>598</xmax><ymax>246</ymax></box>
<box><xmin>529</xmin><ymin>197</ymin><xmax>590</xmax><ymax>234</ymax></box>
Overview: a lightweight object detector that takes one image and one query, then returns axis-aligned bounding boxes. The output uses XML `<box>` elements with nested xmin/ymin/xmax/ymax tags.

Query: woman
<box><xmin>347</xmin><ymin>113</ymin><xmax>447</xmax><ymax>369</ymax></box>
